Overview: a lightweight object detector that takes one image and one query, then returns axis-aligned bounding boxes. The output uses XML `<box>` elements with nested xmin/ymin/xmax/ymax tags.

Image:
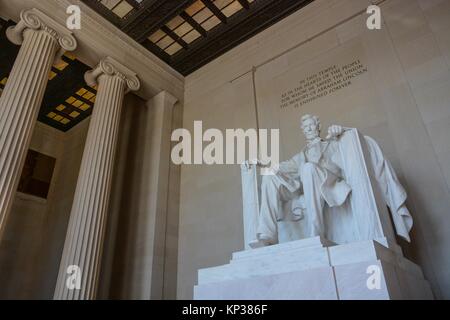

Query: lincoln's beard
<box><xmin>304</xmin><ymin>129</ymin><xmax>320</xmax><ymax>142</ymax></box>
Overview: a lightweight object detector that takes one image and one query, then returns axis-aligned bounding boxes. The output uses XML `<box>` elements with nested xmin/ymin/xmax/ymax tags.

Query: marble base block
<box><xmin>194</xmin><ymin>237</ymin><xmax>433</xmax><ymax>300</ymax></box>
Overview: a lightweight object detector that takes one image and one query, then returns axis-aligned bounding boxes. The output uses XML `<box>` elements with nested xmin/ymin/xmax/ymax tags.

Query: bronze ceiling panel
<box><xmin>83</xmin><ymin>0</ymin><xmax>314</xmax><ymax>76</ymax></box>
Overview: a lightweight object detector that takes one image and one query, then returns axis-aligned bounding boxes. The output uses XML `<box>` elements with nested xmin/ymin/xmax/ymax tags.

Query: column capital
<box><xmin>6</xmin><ymin>9</ymin><xmax>77</xmax><ymax>54</ymax></box>
<box><xmin>85</xmin><ymin>57</ymin><xmax>141</xmax><ymax>93</ymax></box>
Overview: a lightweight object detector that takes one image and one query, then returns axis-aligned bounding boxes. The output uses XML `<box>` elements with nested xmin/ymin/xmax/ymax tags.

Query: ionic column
<box><xmin>0</xmin><ymin>9</ymin><xmax>77</xmax><ymax>238</ymax></box>
<box><xmin>54</xmin><ymin>57</ymin><xmax>140</xmax><ymax>300</ymax></box>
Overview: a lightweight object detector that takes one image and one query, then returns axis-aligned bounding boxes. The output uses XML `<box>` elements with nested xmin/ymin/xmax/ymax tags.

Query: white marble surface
<box><xmin>195</xmin><ymin>266</ymin><xmax>338</xmax><ymax>300</ymax></box>
<box><xmin>232</xmin><ymin>236</ymin><xmax>333</xmax><ymax>260</ymax></box>
<box><xmin>199</xmin><ymin>237</ymin><xmax>333</xmax><ymax>285</ymax></box>
<box><xmin>200</xmin><ymin>247</ymin><xmax>330</xmax><ymax>285</ymax></box>
<box><xmin>334</xmin><ymin>260</ymin><xmax>392</xmax><ymax>300</ymax></box>
<box><xmin>195</xmin><ymin>238</ymin><xmax>434</xmax><ymax>300</ymax></box>
<box><xmin>241</xmin><ymin>123</ymin><xmax>413</xmax><ymax>248</ymax></box>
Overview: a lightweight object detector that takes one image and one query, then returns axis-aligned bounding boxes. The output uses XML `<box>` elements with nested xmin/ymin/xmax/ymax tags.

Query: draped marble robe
<box><xmin>253</xmin><ymin>130</ymin><xmax>413</xmax><ymax>246</ymax></box>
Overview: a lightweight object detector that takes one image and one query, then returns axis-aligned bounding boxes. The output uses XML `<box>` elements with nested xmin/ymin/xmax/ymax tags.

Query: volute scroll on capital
<box><xmin>6</xmin><ymin>9</ymin><xmax>77</xmax><ymax>54</ymax></box>
<box><xmin>85</xmin><ymin>57</ymin><xmax>141</xmax><ymax>93</ymax></box>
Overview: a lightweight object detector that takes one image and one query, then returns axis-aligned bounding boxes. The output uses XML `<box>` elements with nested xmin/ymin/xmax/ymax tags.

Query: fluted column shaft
<box><xmin>0</xmin><ymin>9</ymin><xmax>76</xmax><ymax>238</ymax></box>
<box><xmin>54</xmin><ymin>58</ymin><xmax>140</xmax><ymax>300</ymax></box>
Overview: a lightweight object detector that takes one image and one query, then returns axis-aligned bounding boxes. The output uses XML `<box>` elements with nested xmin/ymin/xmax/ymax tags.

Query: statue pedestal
<box><xmin>194</xmin><ymin>237</ymin><xmax>433</xmax><ymax>300</ymax></box>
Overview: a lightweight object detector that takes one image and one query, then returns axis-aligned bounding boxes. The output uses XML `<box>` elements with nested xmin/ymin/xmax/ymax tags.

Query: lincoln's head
<box><xmin>300</xmin><ymin>114</ymin><xmax>321</xmax><ymax>141</ymax></box>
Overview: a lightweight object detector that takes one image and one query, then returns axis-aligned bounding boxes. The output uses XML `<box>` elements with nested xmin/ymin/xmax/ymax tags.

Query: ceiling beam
<box><xmin>82</xmin><ymin>0</ymin><xmax>123</xmax><ymax>27</ymax></box>
<box><xmin>172</xmin><ymin>0</ymin><xmax>314</xmax><ymax>75</ymax></box>
<box><xmin>124</xmin><ymin>0</ymin><xmax>197</xmax><ymax>42</ymax></box>
<box><xmin>51</xmin><ymin>109</ymin><xmax>75</xmax><ymax>120</ymax></box>
<box><xmin>202</xmin><ymin>0</ymin><xmax>227</xmax><ymax>24</ymax></box>
<box><xmin>180</xmin><ymin>11</ymin><xmax>208</xmax><ymax>38</ymax></box>
<box><xmin>61</xmin><ymin>102</ymin><xmax>84</xmax><ymax>114</ymax></box>
<box><xmin>125</xmin><ymin>0</ymin><xmax>141</xmax><ymax>10</ymax></box>
<box><xmin>237</xmin><ymin>0</ymin><xmax>250</xmax><ymax>10</ymax></box>
<box><xmin>82</xmin><ymin>0</ymin><xmax>316</xmax><ymax>76</ymax></box>
<box><xmin>141</xmin><ymin>40</ymin><xmax>172</xmax><ymax>64</ymax></box>
<box><xmin>121</xmin><ymin>0</ymin><xmax>160</xmax><ymax>29</ymax></box>
<box><xmin>73</xmin><ymin>94</ymin><xmax>94</xmax><ymax>107</ymax></box>
<box><xmin>161</xmin><ymin>25</ymin><xmax>189</xmax><ymax>50</ymax></box>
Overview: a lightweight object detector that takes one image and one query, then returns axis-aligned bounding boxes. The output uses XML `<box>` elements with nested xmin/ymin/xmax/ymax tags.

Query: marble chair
<box><xmin>240</xmin><ymin>128</ymin><xmax>412</xmax><ymax>252</ymax></box>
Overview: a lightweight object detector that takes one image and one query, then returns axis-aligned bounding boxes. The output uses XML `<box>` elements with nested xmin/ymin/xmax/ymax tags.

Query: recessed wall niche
<box><xmin>17</xmin><ymin>150</ymin><xmax>56</xmax><ymax>199</ymax></box>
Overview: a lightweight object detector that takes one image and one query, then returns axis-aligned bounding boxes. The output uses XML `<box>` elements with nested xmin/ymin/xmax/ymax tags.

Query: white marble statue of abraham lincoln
<box><xmin>250</xmin><ymin>114</ymin><xmax>351</xmax><ymax>246</ymax></box>
<box><xmin>247</xmin><ymin>113</ymin><xmax>414</xmax><ymax>248</ymax></box>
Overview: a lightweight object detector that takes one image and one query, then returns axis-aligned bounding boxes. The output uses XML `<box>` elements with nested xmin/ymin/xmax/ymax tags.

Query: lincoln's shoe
<box><xmin>249</xmin><ymin>234</ymin><xmax>277</xmax><ymax>249</ymax></box>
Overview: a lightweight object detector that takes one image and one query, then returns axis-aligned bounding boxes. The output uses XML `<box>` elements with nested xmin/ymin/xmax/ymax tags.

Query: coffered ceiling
<box><xmin>83</xmin><ymin>0</ymin><xmax>314</xmax><ymax>75</ymax></box>
<box><xmin>0</xmin><ymin>19</ymin><xmax>97</xmax><ymax>132</ymax></box>
<box><xmin>0</xmin><ymin>1</ymin><xmax>314</xmax><ymax>132</ymax></box>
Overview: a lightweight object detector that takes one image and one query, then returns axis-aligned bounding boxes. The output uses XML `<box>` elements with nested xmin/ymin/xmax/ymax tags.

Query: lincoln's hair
<box><xmin>300</xmin><ymin>114</ymin><xmax>321</xmax><ymax>130</ymax></box>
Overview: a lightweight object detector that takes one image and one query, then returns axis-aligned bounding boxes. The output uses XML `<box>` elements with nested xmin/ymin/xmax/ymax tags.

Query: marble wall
<box><xmin>35</xmin><ymin>120</ymin><xmax>90</xmax><ymax>298</ymax></box>
<box><xmin>0</xmin><ymin>120</ymin><xmax>88</xmax><ymax>299</ymax></box>
<box><xmin>179</xmin><ymin>0</ymin><xmax>450</xmax><ymax>299</ymax></box>
<box><xmin>100</xmin><ymin>93</ymin><xmax>182</xmax><ymax>300</ymax></box>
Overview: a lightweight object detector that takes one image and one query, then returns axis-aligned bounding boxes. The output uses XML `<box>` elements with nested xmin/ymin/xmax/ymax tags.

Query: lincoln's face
<box><xmin>301</xmin><ymin>117</ymin><xmax>320</xmax><ymax>140</ymax></box>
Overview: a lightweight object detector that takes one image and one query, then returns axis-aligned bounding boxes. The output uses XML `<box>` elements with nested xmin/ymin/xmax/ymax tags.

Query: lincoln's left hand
<box><xmin>326</xmin><ymin>125</ymin><xmax>344</xmax><ymax>140</ymax></box>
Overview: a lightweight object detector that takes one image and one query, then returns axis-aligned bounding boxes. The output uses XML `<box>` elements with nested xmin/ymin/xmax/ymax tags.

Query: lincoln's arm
<box><xmin>277</xmin><ymin>156</ymin><xmax>300</xmax><ymax>176</ymax></box>
<box><xmin>326</xmin><ymin>125</ymin><xmax>348</xmax><ymax>174</ymax></box>
<box><xmin>243</xmin><ymin>155</ymin><xmax>299</xmax><ymax>175</ymax></box>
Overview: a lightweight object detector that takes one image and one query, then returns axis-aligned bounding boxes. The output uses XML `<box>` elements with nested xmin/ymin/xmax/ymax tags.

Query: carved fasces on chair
<box><xmin>240</xmin><ymin>163</ymin><xmax>261</xmax><ymax>250</ymax></box>
<box><xmin>337</xmin><ymin>129</ymin><xmax>397</xmax><ymax>242</ymax></box>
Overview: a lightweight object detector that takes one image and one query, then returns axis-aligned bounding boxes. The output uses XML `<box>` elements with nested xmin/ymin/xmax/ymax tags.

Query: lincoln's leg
<box><xmin>256</xmin><ymin>175</ymin><xmax>284</xmax><ymax>244</ymax></box>
<box><xmin>300</xmin><ymin>163</ymin><xmax>326</xmax><ymax>237</ymax></box>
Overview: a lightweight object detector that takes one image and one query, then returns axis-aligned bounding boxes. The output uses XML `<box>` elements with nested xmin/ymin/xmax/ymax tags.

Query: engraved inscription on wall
<box><xmin>280</xmin><ymin>60</ymin><xmax>368</xmax><ymax>109</ymax></box>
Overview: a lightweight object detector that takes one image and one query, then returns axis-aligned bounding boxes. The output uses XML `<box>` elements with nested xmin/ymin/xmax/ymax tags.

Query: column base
<box><xmin>194</xmin><ymin>237</ymin><xmax>434</xmax><ymax>300</ymax></box>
